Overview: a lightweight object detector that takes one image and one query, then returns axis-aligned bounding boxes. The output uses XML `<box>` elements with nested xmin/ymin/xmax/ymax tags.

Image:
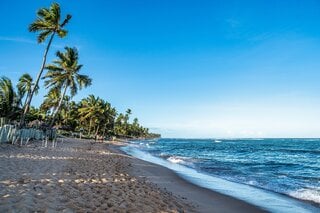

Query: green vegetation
<box><xmin>0</xmin><ymin>2</ymin><xmax>160</xmax><ymax>140</ymax></box>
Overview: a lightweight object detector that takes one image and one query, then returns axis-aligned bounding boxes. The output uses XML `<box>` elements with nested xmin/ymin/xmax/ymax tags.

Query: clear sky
<box><xmin>1</xmin><ymin>0</ymin><xmax>320</xmax><ymax>138</ymax></box>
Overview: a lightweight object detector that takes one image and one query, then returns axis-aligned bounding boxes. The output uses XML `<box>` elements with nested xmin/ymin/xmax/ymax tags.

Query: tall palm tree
<box><xmin>43</xmin><ymin>47</ymin><xmax>92</xmax><ymax>127</ymax></box>
<box><xmin>21</xmin><ymin>2</ymin><xmax>72</xmax><ymax>125</ymax></box>
<box><xmin>17</xmin><ymin>73</ymin><xmax>39</xmax><ymax>112</ymax></box>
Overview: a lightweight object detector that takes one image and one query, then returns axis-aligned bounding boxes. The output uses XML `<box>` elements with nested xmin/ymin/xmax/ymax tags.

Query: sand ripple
<box><xmin>0</xmin><ymin>139</ymin><xmax>193</xmax><ymax>212</ymax></box>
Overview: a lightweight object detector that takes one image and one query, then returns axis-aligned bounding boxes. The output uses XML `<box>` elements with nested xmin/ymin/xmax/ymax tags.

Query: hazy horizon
<box><xmin>1</xmin><ymin>0</ymin><xmax>320</xmax><ymax>138</ymax></box>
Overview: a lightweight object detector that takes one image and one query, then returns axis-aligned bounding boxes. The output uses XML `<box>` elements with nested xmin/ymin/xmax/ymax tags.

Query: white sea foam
<box><xmin>121</xmin><ymin>146</ymin><xmax>319</xmax><ymax>213</ymax></box>
<box><xmin>167</xmin><ymin>156</ymin><xmax>185</xmax><ymax>164</ymax></box>
<box><xmin>246</xmin><ymin>180</ymin><xmax>258</xmax><ymax>186</ymax></box>
<box><xmin>289</xmin><ymin>188</ymin><xmax>320</xmax><ymax>204</ymax></box>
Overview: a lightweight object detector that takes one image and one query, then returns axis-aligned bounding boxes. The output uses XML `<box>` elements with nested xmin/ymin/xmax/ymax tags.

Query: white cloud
<box><xmin>0</xmin><ymin>36</ymin><xmax>36</xmax><ymax>44</ymax></box>
<box><xmin>0</xmin><ymin>36</ymin><xmax>62</xmax><ymax>48</ymax></box>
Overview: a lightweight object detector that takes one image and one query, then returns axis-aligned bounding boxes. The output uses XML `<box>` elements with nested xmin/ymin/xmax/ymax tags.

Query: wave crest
<box><xmin>289</xmin><ymin>188</ymin><xmax>320</xmax><ymax>204</ymax></box>
<box><xmin>167</xmin><ymin>156</ymin><xmax>186</xmax><ymax>164</ymax></box>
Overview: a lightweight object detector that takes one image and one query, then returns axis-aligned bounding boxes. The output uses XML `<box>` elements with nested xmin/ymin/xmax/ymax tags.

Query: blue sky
<box><xmin>1</xmin><ymin>0</ymin><xmax>320</xmax><ymax>138</ymax></box>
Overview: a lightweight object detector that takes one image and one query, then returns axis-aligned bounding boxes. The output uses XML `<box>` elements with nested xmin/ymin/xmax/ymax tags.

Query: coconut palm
<box><xmin>40</xmin><ymin>88</ymin><xmax>68</xmax><ymax>115</ymax></box>
<box><xmin>114</xmin><ymin>113</ymin><xmax>126</xmax><ymax>136</ymax></box>
<box><xmin>17</xmin><ymin>73</ymin><xmax>39</xmax><ymax>111</ymax></box>
<box><xmin>93</xmin><ymin>100</ymin><xmax>116</xmax><ymax>137</ymax></box>
<box><xmin>21</xmin><ymin>2</ymin><xmax>72</xmax><ymax>125</ymax></box>
<box><xmin>78</xmin><ymin>95</ymin><xmax>102</xmax><ymax>135</ymax></box>
<box><xmin>43</xmin><ymin>47</ymin><xmax>92</xmax><ymax>127</ymax></box>
<box><xmin>78</xmin><ymin>95</ymin><xmax>117</xmax><ymax>138</ymax></box>
<box><xmin>0</xmin><ymin>76</ymin><xmax>19</xmax><ymax>121</ymax></box>
<box><xmin>60</xmin><ymin>100</ymin><xmax>78</xmax><ymax>129</ymax></box>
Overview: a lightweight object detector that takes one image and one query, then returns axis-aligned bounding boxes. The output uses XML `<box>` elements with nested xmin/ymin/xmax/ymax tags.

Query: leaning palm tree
<box><xmin>21</xmin><ymin>2</ymin><xmax>72</xmax><ymax>125</ymax></box>
<box><xmin>17</xmin><ymin>73</ymin><xmax>39</xmax><ymax>112</ymax></box>
<box><xmin>43</xmin><ymin>47</ymin><xmax>92</xmax><ymax>127</ymax></box>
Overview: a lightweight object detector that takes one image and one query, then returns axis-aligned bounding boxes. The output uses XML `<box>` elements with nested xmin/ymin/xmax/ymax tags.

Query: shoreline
<box><xmin>114</xmin><ymin>140</ymin><xmax>320</xmax><ymax>212</ymax></box>
<box><xmin>108</xmin><ymin>140</ymin><xmax>267</xmax><ymax>213</ymax></box>
<box><xmin>0</xmin><ymin>137</ymin><xmax>267</xmax><ymax>212</ymax></box>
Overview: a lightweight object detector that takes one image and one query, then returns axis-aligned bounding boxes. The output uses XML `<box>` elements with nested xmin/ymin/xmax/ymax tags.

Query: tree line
<box><xmin>0</xmin><ymin>2</ymin><xmax>160</xmax><ymax>139</ymax></box>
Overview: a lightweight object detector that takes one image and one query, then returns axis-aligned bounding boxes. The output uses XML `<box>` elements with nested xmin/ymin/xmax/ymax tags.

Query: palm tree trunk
<box><xmin>88</xmin><ymin>119</ymin><xmax>92</xmax><ymax>135</ymax></box>
<box><xmin>18</xmin><ymin>92</ymin><xmax>29</xmax><ymax>124</ymax></box>
<box><xmin>21</xmin><ymin>32</ymin><xmax>56</xmax><ymax>127</ymax></box>
<box><xmin>95</xmin><ymin>124</ymin><xmax>100</xmax><ymax>141</ymax></box>
<box><xmin>95</xmin><ymin>125</ymin><xmax>100</xmax><ymax>135</ymax></box>
<box><xmin>50</xmin><ymin>83</ymin><xmax>68</xmax><ymax>128</ymax></box>
<box><xmin>102</xmin><ymin>123</ymin><xmax>107</xmax><ymax>141</ymax></box>
<box><xmin>22</xmin><ymin>92</ymin><xmax>30</xmax><ymax>112</ymax></box>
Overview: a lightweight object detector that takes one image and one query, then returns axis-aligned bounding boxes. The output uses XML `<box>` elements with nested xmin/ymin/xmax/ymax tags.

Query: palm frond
<box><xmin>57</xmin><ymin>29</ymin><xmax>67</xmax><ymax>38</ymax></box>
<box><xmin>61</xmin><ymin>14</ymin><xmax>72</xmax><ymax>28</ymax></box>
<box><xmin>50</xmin><ymin>3</ymin><xmax>61</xmax><ymax>24</ymax></box>
<box><xmin>38</xmin><ymin>30</ymin><xmax>52</xmax><ymax>43</ymax></box>
<box><xmin>37</xmin><ymin>8</ymin><xmax>51</xmax><ymax>19</ymax></box>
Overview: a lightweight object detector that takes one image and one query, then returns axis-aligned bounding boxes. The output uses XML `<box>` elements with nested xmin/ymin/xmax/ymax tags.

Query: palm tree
<box><xmin>21</xmin><ymin>2</ymin><xmax>72</xmax><ymax>125</ymax></box>
<box><xmin>60</xmin><ymin>100</ymin><xmax>78</xmax><ymax>129</ymax></box>
<box><xmin>43</xmin><ymin>47</ymin><xmax>92</xmax><ymax>127</ymax></box>
<box><xmin>0</xmin><ymin>76</ymin><xmax>19</xmax><ymax>123</ymax></box>
<box><xmin>40</xmin><ymin>88</ymin><xmax>70</xmax><ymax>118</ymax></box>
<box><xmin>78</xmin><ymin>95</ymin><xmax>116</xmax><ymax>138</ymax></box>
<box><xmin>93</xmin><ymin>100</ymin><xmax>116</xmax><ymax>138</ymax></box>
<box><xmin>114</xmin><ymin>113</ymin><xmax>126</xmax><ymax>136</ymax></box>
<box><xmin>40</xmin><ymin>88</ymin><xmax>61</xmax><ymax>114</ymax></box>
<box><xmin>78</xmin><ymin>95</ymin><xmax>102</xmax><ymax>135</ymax></box>
<box><xmin>17</xmin><ymin>73</ymin><xmax>39</xmax><ymax>112</ymax></box>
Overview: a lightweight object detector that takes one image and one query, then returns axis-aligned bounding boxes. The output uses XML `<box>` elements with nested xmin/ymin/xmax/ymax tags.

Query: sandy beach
<box><xmin>0</xmin><ymin>138</ymin><xmax>266</xmax><ymax>212</ymax></box>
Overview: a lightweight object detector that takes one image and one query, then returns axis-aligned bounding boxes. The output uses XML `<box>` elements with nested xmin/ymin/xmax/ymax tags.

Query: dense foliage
<box><xmin>0</xmin><ymin>74</ymin><xmax>160</xmax><ymax>139</ymax></box>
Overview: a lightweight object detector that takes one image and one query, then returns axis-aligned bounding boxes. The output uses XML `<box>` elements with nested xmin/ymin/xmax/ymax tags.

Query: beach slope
<box><xmin>0</xmin><ymin>138</ymin><xmax>265</xmax><ymax>212</ymax></box>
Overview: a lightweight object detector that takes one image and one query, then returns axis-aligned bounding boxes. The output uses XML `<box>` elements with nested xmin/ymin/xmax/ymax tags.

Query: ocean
<box><xmin>121</xmin><ymin>138</ymin><xmax>320</xmax><ymax>213</ymax></box>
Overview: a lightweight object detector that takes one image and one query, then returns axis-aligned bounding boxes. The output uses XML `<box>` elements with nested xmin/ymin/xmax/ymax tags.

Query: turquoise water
<box><xmin>121</xmin><ymin>138</ymin><xmax>320</xmax><ymax>212</ymax></box>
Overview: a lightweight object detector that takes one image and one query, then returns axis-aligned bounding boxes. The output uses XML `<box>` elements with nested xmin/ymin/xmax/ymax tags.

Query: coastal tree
<box><xmin>93</xmin><ymin>100</ymin><xmax>116</xmax><ymax>138</ymax></box>
<box><xmin>0</xmin><ymin>76</ymin><xmax>20</xmax><ymax>122</ymax></box>
<box><xmin>78</xmin><ymin>95</ymin><xmax>116</xmax><ymax>137</ymax></box>
<box><xmin>17</xmin><ymin>73</ymin><xmax>39</xmax><ymax>113</ymax></box>
<box><xmin>78</xmin><ymin>95</ymin><xmax>101</xmax><ymax>135</ymax></box>
<box><xmin>60</xmin><ymin>100</ymin><xmax>78</xmax><ymax>130</ymax></box>
<box><xmin>43</xmin><ymin>47</ymin><xmax>92</xmax><ymax>127</ymax></box>
<box><xmin>21</xmin><ymin>2</ymin><xmax>72</xmax><ymax>126</ymax></box>
<box><xmin>40</xmin><ymin>88</ymin><xmax>61</xmax><ymax>114</ymax></box>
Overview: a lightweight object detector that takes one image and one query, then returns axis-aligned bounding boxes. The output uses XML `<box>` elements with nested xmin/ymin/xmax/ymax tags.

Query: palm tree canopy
<box><xmin>17</xmin><ymin>73</ymin><xmax>39</xmax><ymax>98</ymax></box>
<box><xmin>29</xmin><ymin>2</ymin><xmax>72</xmax><ymax>43</ymax></box>
<box><xmin>0</xmin><ymin>77</ymin><xmax>14</xmax><ymax>107</ymax></box>
<box><xmin>0</xmin><ymin>76</ymin><xmax>19</xmax><ymax>118</ymax></box>
<box><xmin>40</xmin><ymin>88</ymin><xmax>61</xmax><ymax>112</ymax></box>
<box><xmin>43</xmin><ymin>47</ymin><xmax>92</xmax><ymax>97</ymax></box>
<box><xmin>77</xmin><ymin>95</ymin><xmax>117</xmax><ymax>134</ymax></box>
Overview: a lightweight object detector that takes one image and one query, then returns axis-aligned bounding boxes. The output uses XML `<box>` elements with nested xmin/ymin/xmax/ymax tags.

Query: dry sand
<box><xmin>0</xmin><ymin>138</ymin><xmax>266</xmax><ymax>212</ymax></box>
